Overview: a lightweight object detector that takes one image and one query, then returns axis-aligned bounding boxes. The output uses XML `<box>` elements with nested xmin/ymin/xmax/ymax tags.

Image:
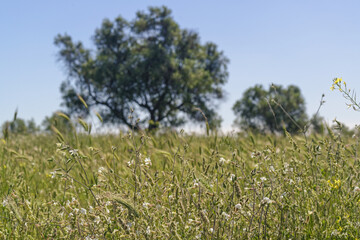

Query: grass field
<box><xmin>0</xmin><ymin>125</ymin><xmax>360</xmax><ymax>239</ymax></box>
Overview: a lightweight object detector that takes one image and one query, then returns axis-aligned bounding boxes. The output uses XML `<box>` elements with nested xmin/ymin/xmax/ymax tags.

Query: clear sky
<box><xmin>1</xmin><ymin>0</ymin><xmax>360</xmax><ymax>131</ymax></box>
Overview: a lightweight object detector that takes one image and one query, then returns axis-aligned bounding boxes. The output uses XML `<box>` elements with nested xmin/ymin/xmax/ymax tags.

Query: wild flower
<box><xmin>219</xmin><ymin>157</ymin><xmax>230</xmax><ymax>165</ymax></box>
<box><xmin>260</xmin><ymin>177</ymin><xmax>267</xmax><ymax>182</ymax></box>
<box><xmin>144</xmin><ymin>157</ymin><xmax>152</xmax><ymax>166</ymax></box>
<box><xmin>143</xmin><ymin>202</ymin><xmax>150</xmax><ymax>209</ymax></box>
<box><xmin>146</xmin><ymin>226</ymin><xmax>151</xmax><ymax>235</ymax></box>
<box><xmin>328</xmin><ymin>179</ymin><xmax>341</xmax><ymax>189</ymax></box>
<box><xmin>354</xmin><ymin>186</ymin><xmax>360</xmax><ymax>192</ymax></box>
<box><xmin>193</xmin><ymin>179</ymin><xmax>199</xmax><ymax>187</ymax></box>
<box><xmin>228</xmin><ymin>174</ymin><xmax>236</xmax><ymax>182</ymax></box>
<box><xmin>98</xmin><ymin>167</ymin><xmax>106</xmax><ymax>174</ymax></box>
<box><xmin>2</xmin><ymin>199</ymin><xmax>8</xmax><ymax>207</ymax></box>
<box><xmin>209</xmin><ymin>228</ymin><xmax>214</xmax><ymax>233</ymax></box>
<box><xmin>126</xmin><ymin>222</ymin><xmax>133</xmax><ymax>229</ymax></box>
<box><xmin>94</xmin><ymin>216</ymin><xmax>101</xmax><ymax>224</ymax></box>
<box><xmin>262</xmin><ymin>197</ymin><xmax>273</xmax><ymax>204</ymax></box>
<box><xmin>69</xmin><ymin>149</ymin><xmax>78</xmax><ymax>156</ymax></box>
<box><xmin>222</xmin><ymin>212</ymin><xmax>230</xmax><ymax>220</ymax></box>
<box><xmin>127</xmin><ymin>159</ymin><xmax>134</xmax><ymax>167</ymax></box>
<box><xmin>331</xmin><ymin>78</ymin><xmax>345</xmax><ymax>91</ymax></box>
<box><xmin>50</xmin><ymin>172</ymin><xmax>56</xmax><ymax>178</ymax></box>
<box><xmin>65</xmin><ymin>226</ymin><xmax>71</xmax><ymax>233</ymax></box>
<box><xmin>235</xmin><ymin>203</ymin><xmax>242</xmax><ymax>209</ymax></box>
<box><xmin>80</xmin><ymin>208</ymin><xmax>87</xmax><ymax>215</ymax></box>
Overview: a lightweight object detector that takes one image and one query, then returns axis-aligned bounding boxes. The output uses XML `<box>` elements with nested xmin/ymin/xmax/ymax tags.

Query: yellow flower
<box><xmin>335</xmin><ymin>179</ymin><xmax>341</xmax><ymax>185</ymax></box>
<box><xmin>334</xmin><ymin>78</ymin><xmax>342</xmax><ymax>84</ymax></box>
<box><xmin>330</xmin><ymin>85</ymin><xmax>335</xmax><ymax>91</ymax></box>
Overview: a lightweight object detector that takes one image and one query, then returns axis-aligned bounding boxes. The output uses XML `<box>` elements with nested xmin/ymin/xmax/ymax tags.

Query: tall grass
<box><xmin>0</xmin><ymin>124</ymin><xmax>359</xmax><ymax>239</ymax></box>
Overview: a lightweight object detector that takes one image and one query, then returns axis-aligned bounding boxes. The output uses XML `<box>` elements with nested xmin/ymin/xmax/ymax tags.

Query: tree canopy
<box><xmin>232</xmin><ymin>84</ymin><xmax>308</xmax><ymax>134</ymax></box>
<box><xmin>2</xmin><ymin>118</ymin><xmax>39</xmax><ymax>136</ymax></box>
<box><xmin>55</xmin><ymin>6</ymin><xmax>228</xmax><ymax>130</ymax></box>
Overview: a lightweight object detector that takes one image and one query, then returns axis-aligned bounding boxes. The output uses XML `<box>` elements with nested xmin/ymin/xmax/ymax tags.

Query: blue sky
<box><xmin>1</xmin><ymin>0</ymin><xmax>360</xmax><ymax>131</ymax></box>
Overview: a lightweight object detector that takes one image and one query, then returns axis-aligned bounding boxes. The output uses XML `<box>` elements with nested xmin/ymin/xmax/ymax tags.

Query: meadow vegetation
<box><xmin>1</xmin><ymin>112</ymin><xmax>360</xmax><ymax>239</ymax></box>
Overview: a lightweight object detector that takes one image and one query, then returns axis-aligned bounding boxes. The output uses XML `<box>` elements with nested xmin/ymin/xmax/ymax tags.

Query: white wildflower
<box><xmin>331</xmin><ymin>229</ymin><xmax>339</xmax><ymax>236</ymax></box>
<box><xmin>126</xmin><ymin>222</ymin><xmax>133</xmax><ymax>229</ymax></box>
<box><xmin>209</xmin><ymin>228</ymin><xmax>214</xmax><ymax>233</ymax></box>
<box><xmin>143</xmin><ymin>202</ymin><xmax>150</xmax><ymax>209</ymax></box>
<box><xmin>222</xmin><ymin>212</ymin><xmax>230</xmax><ymax>220</ymax></box>
<box><xmin>80</xmin><ymin>208</ymin><xmax>87</xmax><ymax>215</ymax></box>
<box><xmin>69</xmin><ymin>149</ymin><xmax>78</xmax><ymax>156</ymax></box>
<box><xmin>280</xmin><ymin>192</ymin><xmax>286</xmax><ymax>199</ymax></box>
<box><xmin>50</xmin><ymin>172</ymin><xmax>56</xmax><ymax>178</ymax></box>
<box><xmin>228</xmin><ymin>174</ymin><xmax>236</xmax><ymax>182</ymax></box>
<box><xmin>127</xmin><ymin>160</ymin><xmax>134</xmax><ymax>167</ymax></box>
<box><xmin>260</xmin><ymin>177</ymin><xmax>267</xmax><ymax>182</ymax></box>
<box><xmin>262</xmin><ymin>197</ymin><xmax>273</xmax><ymax>204</ymax></box>
<box><xmin>146</xmin><ymin>226</ymin><xmax>151</xmax><ymax>235</ymax></box>
<box><xmin>269</xmin><ymin>166</ymin><xmax>275</xmax><ymax>172</ymax></box>
<box><xmin>94</xmin><ymin>216</ymin><xmax>100</xmax><ymax>224</ymax></box>
<box><xmin>65</xmin><ymin>225</ymin><xmax>71</xmax><ymax>232</ymax></box>
<box><xmin>193</xmin><ymin>180</ymin><xmax>199</xmax><ymax>187</ymax></box>
<box><xmin>354</xmin><ymin>186</ymin><xmax>360</xmax><ymax>192</ymax></box>
<box><xmin>195</xmin><ymin>233</ymin><xmax>202</xmax><ymax>239</ymax></box>
<box><xmin>144</xmin><ymin>157</ymin><xmax>152</xmax><ymax>166</ymax></box>
<box><xmin>89</xmin><ymin>206</ymin><xmax>94</xmax><ymax>213</ymax></box>
<box><xmin>235</xmin><ymin>203</ymin><xmax>242</xmax><ymax>210</ymax></box>
<box><xmin>98</xmin><ymin>167</ymin><xmax>106</xmax><ymax>174</ymax></box>
<box><xmin>2</xmin><ymin>199</ymin><xmax>8</xmax><ymax>207</ymax></box>
<box><xmin>219</xmin><ymin>157</ymin><xmax>230</xmax><ymax>165</ymax></box>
